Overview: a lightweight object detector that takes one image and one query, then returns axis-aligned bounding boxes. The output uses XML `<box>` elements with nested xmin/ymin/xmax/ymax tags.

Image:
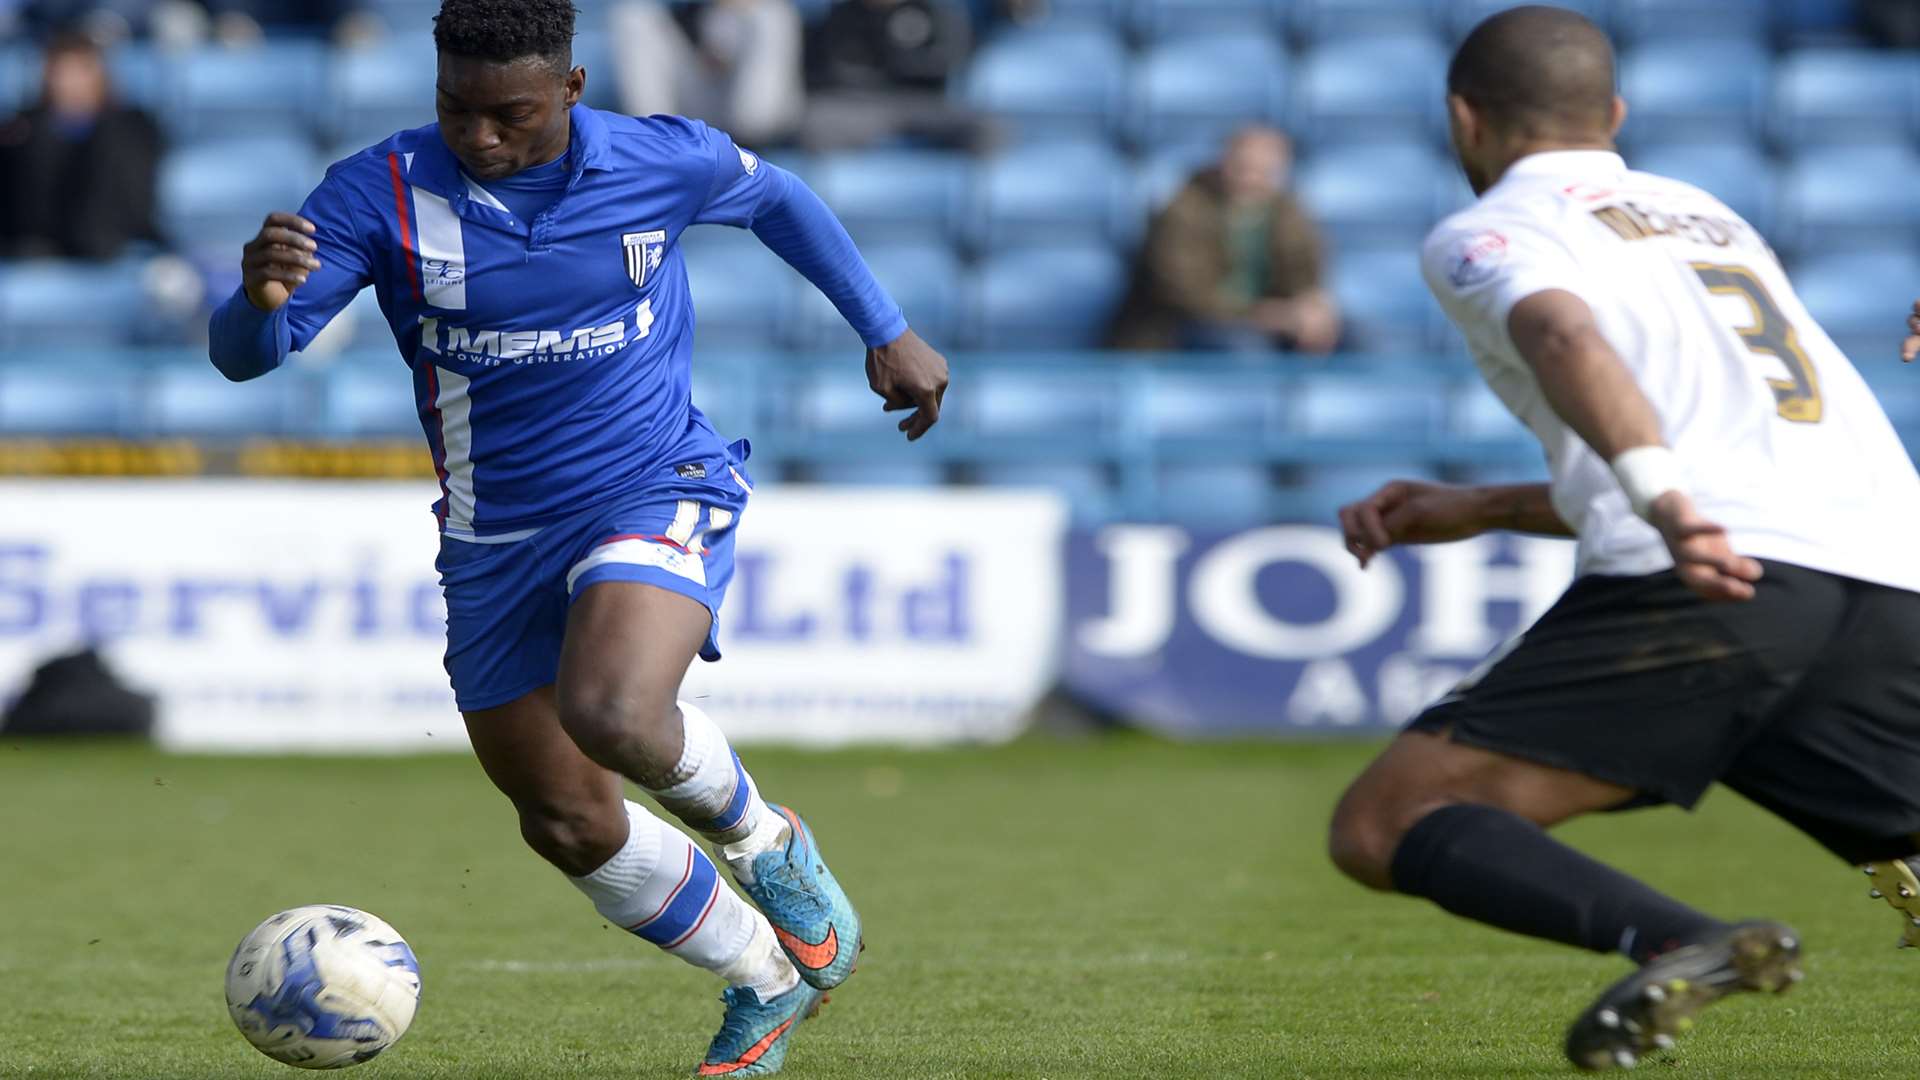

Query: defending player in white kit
<box><xmin>1325</xmin><ymin>5</ymin><xmax>1920</xmax><ymax>1071</ymax></box>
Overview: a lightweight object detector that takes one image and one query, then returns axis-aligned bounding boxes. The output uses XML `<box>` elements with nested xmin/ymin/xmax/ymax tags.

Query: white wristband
<box><xmin>1610</xmin><ymin>446</ymin><xmax>1687</xmax><ymax>521</ymax></box>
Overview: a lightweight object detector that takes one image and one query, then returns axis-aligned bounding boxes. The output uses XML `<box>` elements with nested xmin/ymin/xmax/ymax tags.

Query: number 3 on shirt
<box><xmin>1691</xmin><ymin>262</ymin><xmax>1822</xmax><ymax>424</ymax></box>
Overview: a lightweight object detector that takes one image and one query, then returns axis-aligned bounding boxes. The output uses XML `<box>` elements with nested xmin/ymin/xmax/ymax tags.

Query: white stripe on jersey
<box><xmin>434</xmin><ymin>365</ymin><xmax>478</xmax><ymax>531</ymax></box>
<box><xmin>565</xmin><ymin>538</ymin><xmax>709</xmax><ymax>595</ymax></box>
<box><xmin>411</xmin><ymin>187</ymin><xmax>468</xmax><ymax>310</ymax></box>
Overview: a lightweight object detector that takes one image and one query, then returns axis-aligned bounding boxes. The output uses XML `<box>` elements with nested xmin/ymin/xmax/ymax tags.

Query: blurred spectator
<box><xmin>1110</xmin><ymin>127</ymin><xmax>1339</xmax><ymax>354</ymax></box>
<box><xmin>800</xmin><ymin>0</ymin><xmax>990</xmax><ymax>151</ymax></box>
<box><xmin>0</xmin><ymin>31</ymin><xmax>162</xmax><ymax>260</ymax></box>
<box><xmin>609</xmin><ymin>0</ymin><xmax>805</xmax><ymax>147</ymax></box>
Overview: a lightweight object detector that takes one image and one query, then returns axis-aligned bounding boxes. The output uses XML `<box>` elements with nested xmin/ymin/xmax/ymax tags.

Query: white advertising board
<box><xmin>0</xmin><ymin>481</ymin><xmax>1066</xmax><ymax>751</ymax></box>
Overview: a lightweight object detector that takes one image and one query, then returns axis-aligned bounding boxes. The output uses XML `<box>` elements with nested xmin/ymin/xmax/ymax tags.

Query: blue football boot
<box><xmin>696</xmin><ymin>981</ymin><xmax>823</xmax><ymax>1077</ymax></box>
<box><xmin>738</xmin><ymin>805</ymin><xmax>862</xmax><ymax>989</ymax></box>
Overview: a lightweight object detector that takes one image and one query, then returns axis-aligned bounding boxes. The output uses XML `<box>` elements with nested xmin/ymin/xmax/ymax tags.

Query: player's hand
<box><xmin>1647</xmin><ymin>491</ymin><xmax>1763</xmax><ymax>603</ymax></box>
<box><xmin>866</xmin><ymin>327</ymin><xmax>949</xmax><ymax>441</ymax></box>
<box><xmin>1338</xmin><ymin>480</ymin><xmax>1492</xmax><ymax>568</ymax></box>
<box><xmin>1902</xmin><ymin>299</ymin><xmax>1920</xmax><ymax>363</ymax></box>
<box><xmin>241</xmin><ymin>212</ymin><xmax>321</xmax><ymax>313</ymax></box>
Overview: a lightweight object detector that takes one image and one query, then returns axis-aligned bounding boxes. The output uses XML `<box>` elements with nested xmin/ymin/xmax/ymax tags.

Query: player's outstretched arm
<box><xmin>1507</xmin><ymin>289</ymin><xmax>1761</xmax><ymax>602</ymax></box>
<box><xmin>1338</xmin><ymin>480</ymin><xmax>1570</xmax><ymax>568</ymax></box>
<box><xmin>208</xmin><ymin>212</ymin><xmax>320</xmax><ymax>382</ymax></box>
<box><xmin>865</xmin><ymin>328</ymin><xmax>949</xmax><ymax>441</ymax></box>
<box><xmin>1902</xmin><ymin>298</ymin><xmax>1920</xmax><ymax>363</ymax></box>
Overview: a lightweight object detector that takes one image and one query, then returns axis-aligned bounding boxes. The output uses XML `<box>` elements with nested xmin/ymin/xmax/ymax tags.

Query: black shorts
<box><xmin>1411</xmin><ymin>560</ymin><xmax>1920</xmax><ymax>863</ymax></box>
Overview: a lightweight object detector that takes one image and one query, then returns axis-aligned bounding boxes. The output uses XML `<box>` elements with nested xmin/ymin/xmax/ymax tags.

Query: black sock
<box><xmin>1389</xmin><ymin>803</ymin><xmax>1729</xmax><ymax>964</ymax></box>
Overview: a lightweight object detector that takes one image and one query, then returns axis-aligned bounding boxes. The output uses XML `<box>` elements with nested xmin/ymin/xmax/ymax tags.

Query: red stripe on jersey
<box><xmin>387</xmin><ymin>152</ymin><xmax>422</xmax><ymax>302</ymax></box>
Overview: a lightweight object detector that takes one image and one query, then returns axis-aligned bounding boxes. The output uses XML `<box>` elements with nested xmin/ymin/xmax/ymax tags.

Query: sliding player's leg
<box><xmin>465</xmin><ymin>687</ymin><xmax>819</xmax><ymax>1076</ymax></box>
<box><xmin>1330</xmin><ymin>566</ymin><xmax>1843</xmax><ymax>1069</ymax></box>
<box><xmin>555</xmin><ymin>578</ymin><xmax>862</xmax><ymax>991</ymax></box>
<box><xmin>1719</xmin><ymin>576</ymin><xmax>1920</xmax><ymax>949</ymax></box>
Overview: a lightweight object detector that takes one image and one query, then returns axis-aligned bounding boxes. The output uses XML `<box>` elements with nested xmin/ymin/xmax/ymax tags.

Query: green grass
<box><xmin>0</xmin><ymin>736</ymin><xmax>1915</xmax><ymax>1079</ymax></box>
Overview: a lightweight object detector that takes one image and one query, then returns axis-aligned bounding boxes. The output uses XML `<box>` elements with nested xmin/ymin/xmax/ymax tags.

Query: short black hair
<box><xmin>1448</xmin><ymin>4</ymin><xmax>1615</xmax><ymax>138</ymax></box>
<box><xmin>434</xmin><ymin>0</ymin><xmax>577</xmax><ymax>73</ymax></box>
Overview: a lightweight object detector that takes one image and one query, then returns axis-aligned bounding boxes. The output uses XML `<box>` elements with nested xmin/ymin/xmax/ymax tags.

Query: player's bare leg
<box><xmin>1331</xmin><ymin>729</ymin><xmax>1799</xmax><ymax>1070</ymax></box>
<box><xmin>466</xmin><ymin>686</ymin><xmax>819</xmax><ymax>1075</ymax></box>
<box><xmin>559</xmin><ymin>581</ymin><xmax>863</xmax><ymax>991</ymax></box>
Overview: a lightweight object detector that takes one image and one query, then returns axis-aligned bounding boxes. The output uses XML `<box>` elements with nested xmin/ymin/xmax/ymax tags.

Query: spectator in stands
<box><xmin>0</xmin><ymin>31</ymin><xmax>162</xmax><ymax>261</ymax></box>
<box><xmin>609</xmin><ymin>0</ymin><xmax>806</xmax><ymax>146</ymax></box>
<box><xmin>1110</xmin><ymin>126</ymin><xmax>1340</xmax><ymax>355</ymax></box>
<box><xmin>800</xmin><ymin>0</ymin><xmax>991</xmax><ymax>151</ymax></box>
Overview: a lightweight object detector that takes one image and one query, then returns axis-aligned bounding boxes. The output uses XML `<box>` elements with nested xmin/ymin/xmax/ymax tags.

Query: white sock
<box><xmin>721</xmin><ymin>807</ymin><xmax>792</xmax><ymax>886</ymax></box>
<box><xmin>570</xmin><ymin>800</ymin><xmax>797</xmax><ymax>995</ymax></box>
<box><xmin>645</xmin><ymin>700</ymin><xmax>772</xmax><ymax>845</ymax></box>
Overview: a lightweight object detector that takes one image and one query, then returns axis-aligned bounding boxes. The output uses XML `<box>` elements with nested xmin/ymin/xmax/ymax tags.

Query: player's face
<box><xmin>435</xmin><ymin>54</ymin><xmax>586</xmax><ymax>181</ymax></box>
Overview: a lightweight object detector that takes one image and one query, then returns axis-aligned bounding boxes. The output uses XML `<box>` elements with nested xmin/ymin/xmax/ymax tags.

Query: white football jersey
<box><xmin>1423</xmin><ymin>149</ymin><xmax>1920</xmax><ymax>593</ymax></box>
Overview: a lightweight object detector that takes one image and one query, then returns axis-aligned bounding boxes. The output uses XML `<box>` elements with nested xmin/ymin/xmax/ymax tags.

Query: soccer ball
<box><xmin>225</xmin><ymin>905</ymin><xmax>422</xmax><ymax>1069</ymax></box>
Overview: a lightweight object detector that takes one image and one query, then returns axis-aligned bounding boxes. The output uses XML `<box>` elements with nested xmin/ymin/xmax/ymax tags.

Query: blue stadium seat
<box><xmin>1794</xmin><ymin>250</ymin><xmax>1920</xmax><ymax>365</ymax></box>
<box><xmin>0</xmin><ymin>364</ymin><xmax>144</xmax><ymax>435</ymax></box>
<box><xmin>1293</xmin><ymin>0</ymin><xmax>1442</xmax><ymax>41</ymax></box>
<box><xmin>1295</xmin><ymin>143</ymin><xmax>1450</xmax><ymax>249</ymax></box>
<box><xmin>1779</xmin><ymin>144</ymin><xmax>1920</xmax><ymax>258</ymax></box>
<box><xmin>365</xmin><ymin>0</ymin><xmax>443</xmax><ymax>34</ymax></box>
<box><xmin>1282</xmin><ymin>461</ymin><xmax>1441</xmax><ymax>522</ymax></box>
<box><xmin>1133</xmin><ymin>0</ymin><xmax>1275</xmax><ymax>39</ymax></box>
<box><xmin>1140</xmin><ymin>370</ymin><xmax>1286</xmax><ymax>440</ymax></box>
<box><xmin>1631</xmin><ymin>142</ymin><xmax>1779</xmax><ymax>240</ymax></box>
<box><xmin>784</xmin><ymin>370</ymin><xmax>887</xmax><ymax>433</ymax></box>
<box><xmin>787</xmin><ymin>242</ymin><xmax>964</xmax><ymax>349</ymax></box>
<box><xmin>103</xmin><ymin>42</ymin><xmax>163</xmax><ymax>110</ymax></box>
<box><xmin>1862</xmin><ymin>371</ymin><xmax>1920</xmax><ymax>439</ymax></box>
<box><xmin>1448</xmin><ymin>380</ymin><xmax>1534</xmax><ymax>463</ymax></box>
<box><xmin>1444</xmin><ymin>0</ymin><xmax>1604</xmax><ymax>40</ymax></box>
<box><xmin>1294</xmin><ymin>376</ymin><xmax>1447</xmax><ymax>451</ymax></box>
<box><xmin>1293</xmin><ymin>33</ymin><xmax>1447</xmax><ymax>144</ymax></box>
<box><xmin>1611</xmin><ymin>0</ymin><xmax>1770</xmax><ymax>40</ymax></box>
<box><xmin>1154</xmin><ymin>462</ymin><xmax>1274</xmax><ymax>523</ymax></box>
<box><xmin>1774</xmin><ymin>48</ymin><xmax>1920</xmax><ymax>146</ymax></box>
<box><xmin>806</xmin><ymin>461</ymin><xmax>950</xmax><ymax>486</ymax></box>
<box><xmin>966</xmin><ymin>367</ymin><xmax>1127</xmax><ymax>440</ymax></box>
<box><xmin>165</xmin><ymin>43</ymin><xmax>328</xmax><ymax>140</ymax></box>
<box><xmin>808</xmin><ymin>150</ymin><xmax>972</xmax><ymax>247</ymax></box>
<box><xmin>1329</xmin><ymin>249</ymin><xmax>1446</xmax><ymax>353</ymax></box>
<box><xmin>329</xmin><ymin>38</ymin><xmax>437</xmax><ymax>144</ymax></box>
<box><xmin>970</xmin><ymin>246</ymin><xmax>1128</xmax><ymax>349</ymax></box>
<box><xmin>683</xmin><ymin>241</ymin><xmax>794</xmax><ymax>349</ymax></box>
<box><xmin>1</xmin><ymin>44</ymin><xmax>39</xmax><ymax>115</ymax></box>
<box><xmin>1131</xmin><ymin>33</ymin><xmax>1289</xmax><ymax>149</ymax></box>
<box><xmin>323</xmin><ymin>357</ymin><xmax>421</xmax><ymax>436</ymax></box>
<box><xmin>0</xmin><ymin>260</ymin><xmax>147</xmax><ymax>348</ymax></box>
<box><xmin>159</xmin><ymin>135</ymin><xmax>319</xmax><ymax>255</ymax></box>
<box><xmin>971</xmin><ymin>141</ymin><xmax>1128</xmax><ymax>251</ymax></box>
<box><xmin>1619</xmin><ymin>40</ymin><xmax>1771</xmax><ymax>145</ymax></box>
<box><xmin>973</xmin><ymin>463</ymin><xmax>1117</xmax><ymax>520</ymax></box>
<box><xmin>961</xmin><ymin>25</ymin><xmax>1128</xmax><ymax>140</ymax></box>
<box><xmin>1134</xmin><ymin>143</ymin><xmax>1223</xmax><ymax>215</ymax></box>
<box><xmin>147</xmin><ymin>362</ymin><xmax>317</xmax><ymax>436</ymax></box>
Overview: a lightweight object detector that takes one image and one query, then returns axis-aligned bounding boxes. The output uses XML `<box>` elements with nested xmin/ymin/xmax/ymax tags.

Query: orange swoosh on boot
<box><xmin>697</xmin><ymin>1017</ymin><xmax>796</xmax><ymax>1076</ymax></box>
<box><xmin>773</xmin><ymin>923</ymin><xmax>839</xmax><ymax>971</ymax></box>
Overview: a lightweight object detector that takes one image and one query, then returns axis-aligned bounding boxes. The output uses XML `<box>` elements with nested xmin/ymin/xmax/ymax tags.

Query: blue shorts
<box><xmin>436</xmin><ymin>442</ymin><xmax>753</xmax><ymax>713</ymax></box>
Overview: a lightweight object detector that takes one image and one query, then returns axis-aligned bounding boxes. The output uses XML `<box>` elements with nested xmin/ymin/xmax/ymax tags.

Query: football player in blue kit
<box><xmin>206</xmin><ymin>0</ymin><xmax>948</xmax><ymax>1073</ymax></box>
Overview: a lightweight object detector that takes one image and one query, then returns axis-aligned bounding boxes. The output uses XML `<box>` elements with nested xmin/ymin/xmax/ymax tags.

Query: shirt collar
<box><xmin>408</xmin><ymin>103</ymin><xmax>612</xmax><ymax>201</ymax></box>
<box><xmin>1500</xmin><ymin>149</ymin><xmax>1627</xmax><ymax>183</ymax></box>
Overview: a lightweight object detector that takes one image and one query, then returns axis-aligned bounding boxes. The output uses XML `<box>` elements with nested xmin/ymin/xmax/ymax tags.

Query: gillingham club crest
<box><xmin>623</xmin><ymin>230</ymin><xmax>667</xmax><ymax>288</ymax></box>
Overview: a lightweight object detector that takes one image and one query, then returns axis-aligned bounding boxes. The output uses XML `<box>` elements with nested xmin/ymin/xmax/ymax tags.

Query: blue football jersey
<box><xmin>271</xmin><ymin>106</ymin><xmax>847</xmax><ymax>535</ymax></box>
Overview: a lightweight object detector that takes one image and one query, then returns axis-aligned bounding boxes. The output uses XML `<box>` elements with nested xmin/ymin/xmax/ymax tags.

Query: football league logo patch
<box><xmin>623</xmin><ymin>230</ymin><xmax>668</xmax><ymax>289</ymax></box>
<box><xmin>1447</xmin><ymin>230</ymin><xmax>1509</xmax><ymax>289</ymax></box>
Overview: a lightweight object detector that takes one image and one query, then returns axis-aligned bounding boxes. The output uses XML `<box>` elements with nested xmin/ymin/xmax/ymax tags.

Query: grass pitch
<box><xmin>1</xmin><ymin>734</ymin><xmax>1915</xmax><ymax>1079</ymax></box>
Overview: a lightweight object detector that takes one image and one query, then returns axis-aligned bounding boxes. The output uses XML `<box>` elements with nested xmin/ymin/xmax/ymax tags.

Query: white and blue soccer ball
<box><xmin>225</xmin><ymin>905</ymin><xmax>422</xmax><ymax>1070</ymax></box>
